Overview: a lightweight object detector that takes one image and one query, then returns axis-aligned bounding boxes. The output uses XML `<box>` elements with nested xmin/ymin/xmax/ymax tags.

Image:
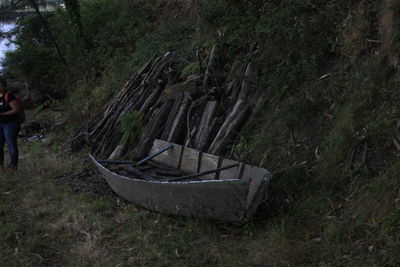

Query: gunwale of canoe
<box><xmin>89</xmin><ymin>139</ymin><xmax>272</xmax><ymax>222</ymax></box>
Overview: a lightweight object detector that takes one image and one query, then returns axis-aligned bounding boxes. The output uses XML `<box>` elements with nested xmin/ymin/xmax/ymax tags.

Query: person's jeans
<box><xmin>0</xmin><ymin>120</ymin><xmax>21</xmax><ymax>168</ymax></box>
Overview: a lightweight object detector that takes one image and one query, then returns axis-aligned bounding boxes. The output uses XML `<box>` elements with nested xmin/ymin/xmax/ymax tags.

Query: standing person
<box><xmin>0</xmin><ymin>78</ymin><xmax>22</xmax><ymax>170</ymax></box>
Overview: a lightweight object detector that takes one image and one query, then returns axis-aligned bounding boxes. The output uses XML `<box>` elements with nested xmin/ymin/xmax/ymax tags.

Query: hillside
<box><xmin>1</xmin><ymin>0</ymin><xmax>399</xmax><ymax>265</ymax></box>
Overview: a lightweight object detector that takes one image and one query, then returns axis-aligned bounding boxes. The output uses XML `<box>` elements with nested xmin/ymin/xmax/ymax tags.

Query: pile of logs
<box><xmin>72</xmin><ymin>46</ymin><xmax>264</xmax><ymax>159</ymax></box>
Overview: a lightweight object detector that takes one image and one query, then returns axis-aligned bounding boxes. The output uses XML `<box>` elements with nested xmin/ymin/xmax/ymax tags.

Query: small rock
<box><xmin>27</xmin><ymin>135</ymin><xmax>39</xmax><ymax>142</ymax></box>
<box><xmin>311</xmin><ymin>237</ymin><xmax>321</xmax><ymax>242</ymax></box>
<box><xmin>42</xmin><ymin>137</ymin><xmax>53</xmax><ymax>146</ymax></box>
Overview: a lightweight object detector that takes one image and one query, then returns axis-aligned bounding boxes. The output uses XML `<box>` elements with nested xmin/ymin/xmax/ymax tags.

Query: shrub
<box><xmin>4</xmin><ymin>14</ymin><xmax>68</xmax><ymax>98</ymax></box>
<box><xmin>118</xmin><ymin>111</ymin><xmax>144</xmax><ymax>146</ymax></box>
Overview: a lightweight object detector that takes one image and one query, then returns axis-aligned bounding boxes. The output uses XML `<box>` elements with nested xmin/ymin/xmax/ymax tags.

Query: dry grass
<box><xmin>340</xmin><ymin>1</ymin><xmax>371</xmax><ymax>63</ymax></box>
<box><xmin>1</xmin><ymin>95</ymin><xmax>399</xmax><ymax>266</ymax></box>
<box><xmin>379</xmin><ymin>0</ymin><xmax>400</xmax><ymax>67</ymax></box>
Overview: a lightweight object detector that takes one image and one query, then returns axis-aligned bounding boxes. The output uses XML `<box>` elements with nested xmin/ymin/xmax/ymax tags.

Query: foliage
<box><xmin>118</xmin><ymin>111</ymin><xmax>144</xmax><ymax>146</ymax></box>
<box><xmin>4</xmin><ymin>14</ymin><xmax>68</xmax><ymax>98</ymax></box>
<box><xmin>180</xmin><ymin>62</ymin><xmax>200</xmax><ymax>79</ymax></box>
<box><xmin>3</xmin><ymin>0</ymin><xmax>400</xmax><ymax>265</ymax></box>
<box><xmin>5</xmin><ymin>0</ymin><xmax>160</xmax><ymax>99</ymax></box>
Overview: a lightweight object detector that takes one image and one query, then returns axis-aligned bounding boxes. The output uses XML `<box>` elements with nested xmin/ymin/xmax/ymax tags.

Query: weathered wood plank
<box><xmin>137</xmin><ymin>144</ymin><xmax>173</xmax><ymax>165</ymax></box>
<box><xmin>180</xmin><ymin>146</ymin><xmax>201</xmax><ymax>173</ymax></box>
<box><xmin>108</xmin><ymin>144</ymin><xmax>125</xmax><ymax>160</ymax></box>
<box><xmin>208</xmin><ymin>100</ymin><xmax>251</xmax><ymax>155</ymax></box>
<box><xmin>149</xmin><ymin>139</ymin><xmax>183</xmax><ymax>169</ymax></box>
<box><xmin>219</xmin><ymin>158</ymin><xmax>240</xmax><ymax>180</ymax></box>
<box><xmin>203</xmin><ymin>44</ymin><xmax>218</xmax><ymax>88</ymax></box>
<box><xmin>161</xmin><ymin>91</ymin><xmax>185</xmax><ymax>140</ymax></box>
<box><xmin>138</xmin><ymin>83</ymin><xmax>164</xmax><ymax>114</ymax></box>
<box><xmin>96</xmin><ymin>57</ymin><xmax>154</xmax><ymax>130</ymax></box>
<box><xmin>241</xmin><ymin>165</ymin><xmax>271</xmax><ymax>210</ymax></box>
<box><xmin>166</xmin><ymin>93</ymin><xmax>190</xmax><ymax>143</ymax></box>
<box><xmin>73</xmin><ymin>52</ymin><xmax>177</xmax><ymax>158</ymax></box>
<box><xmin>237</xmin><ymin>62</ymin><xmax>253</xmax><ymax>101</ymax></box>
<box><xmin>199</xmin><ymin>153</ymin><xmax>219</xmax><ymax>180</ymax></box>
<box><xmin>193</xmin><ymin>101</ymin><xmax>219</xmax><ymax>151</ymax></box>
<box><xmin>134</xmin><ymin>100</ymin><xmax>174</xmax><ymax>158</ymax></box>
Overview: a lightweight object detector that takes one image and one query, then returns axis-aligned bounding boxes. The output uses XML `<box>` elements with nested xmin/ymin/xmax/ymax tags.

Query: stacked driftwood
<box><xmin>72</xmin><ymin>46</ymin><xmax>264</xmax><ymax>159</ymax></box>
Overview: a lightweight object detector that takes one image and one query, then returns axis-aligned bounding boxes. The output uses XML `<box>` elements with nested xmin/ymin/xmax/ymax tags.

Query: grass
<box><xmin>225</xmin><ymin>51</ymin><xmax>400</xmax><ymax>266</ymax></box>
<box><xmin>2</xmin><ymin>1</ymin><xmax>400</xmax><ymax>264</ymax></box>
<box><xmin>1</xmin><ymin>140</ymin><xmax>398</xmax><ymax>266</ymax></box>
<box><xmin>0</xmin><ymin>139</ymin><xmax>274</xmax><ymax>266</ymax></box>
<box><xmin>0</xmin><ymin>95</ymin><xmax>398</xmax><ymax>265</ymax></box>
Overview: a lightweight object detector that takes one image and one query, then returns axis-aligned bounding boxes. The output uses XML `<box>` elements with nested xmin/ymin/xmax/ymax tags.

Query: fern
<box><xmin>118</xmin><ymin>111</ymin><xmax>143</xmax><ymax>145</ymax></box>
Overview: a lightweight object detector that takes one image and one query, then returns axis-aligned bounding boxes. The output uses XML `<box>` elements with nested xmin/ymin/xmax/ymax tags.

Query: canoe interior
<box><xmin>149</xmin><ymin>139</ymin><xmax>271</xmax><ymax>219</ymax></box>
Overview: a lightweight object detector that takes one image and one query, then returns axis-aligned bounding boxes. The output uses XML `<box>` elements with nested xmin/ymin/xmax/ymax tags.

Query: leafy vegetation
<box><xmin>2</xmin><ymin>0</ymin><xmax>400</xmax><ymax>265</ymax></box>
<box><xmin>118</xmin><ymin>111</ymin><xmax>143</xmax><ymax>146</ymax></box>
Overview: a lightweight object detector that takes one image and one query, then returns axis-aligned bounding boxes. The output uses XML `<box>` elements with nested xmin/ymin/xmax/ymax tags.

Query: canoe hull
<box><xmin>90</xmin><ymin>155</ymin><xmax>249</xmax><ymax>221</ymax></box>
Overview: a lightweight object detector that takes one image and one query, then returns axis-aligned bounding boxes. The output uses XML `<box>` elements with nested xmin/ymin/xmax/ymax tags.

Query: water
<box><xmin>0</xmin><ymin>22</ymin><xmax>17</xmax><ymax>69</ymax></box>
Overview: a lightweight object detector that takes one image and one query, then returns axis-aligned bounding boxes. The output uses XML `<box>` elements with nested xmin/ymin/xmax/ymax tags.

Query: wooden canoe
<box><xmin>89</xmin><ymin>139</ymin><xmax>271</xmax><ymax>222</ymax></box>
